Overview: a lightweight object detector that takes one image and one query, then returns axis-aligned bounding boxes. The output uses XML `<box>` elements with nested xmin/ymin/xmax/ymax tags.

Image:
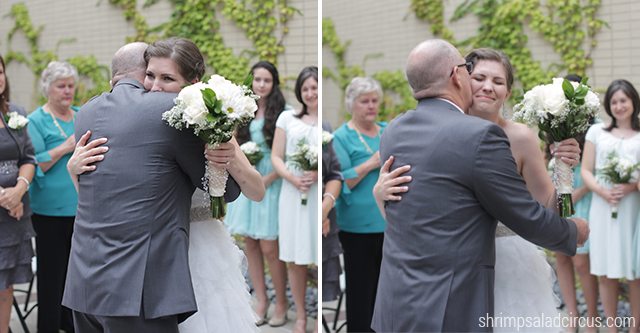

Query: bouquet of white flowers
<box><xmin>163</xmin><ymin>74</ymin><xmax>258</xmax><ymax>218</ymax></box>
<box><xmin>322</xmin><ymin>130</ymin><xmax>333</xmax><ymax>146</ymax></box>
<box><xmin>4</xmin><ymin>112</ymin><xmax>29</xmax><ymax>130</ymax></box>
<box><xmin>513</xmin><ymin>77</ymin><xmax>600</xmax><ymax>217</ymax></box>
<box><xmin>598</xmin><ymin>151</ymin><xmax>640</xmax><ymax>220</ymax></box>
<box><xmin>288</xmin><ymin>138</ymin><xmax>318</xmax><ymax>205</ymax></box>
<box><xmin>239</xmin><ymin>141</ymin><xmax>263</xmax><ymax>166</ymax></box>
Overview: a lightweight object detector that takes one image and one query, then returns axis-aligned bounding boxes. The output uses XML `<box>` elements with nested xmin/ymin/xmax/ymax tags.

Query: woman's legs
<box><xmin>555</xmin><ymin>251</ymin><xmax>578</xmax><ymax>331</ymax></box>
<box><xmin>32</xmin><ymin>214</ymin><xmax>75</xmax><ymax>333</ymax></box>
<box><xmin>627</xmin><ymin>279</ymin><xmax>640</xmax><ymax>333</ymax></box>
<box><xmin>338</xmin><ymin>231</ymin><xmax>383</xmax><ymax>333</ymax></box>
<box><xmin>573</xmin><ymin>254</ymin><xmax>599</xmax><ymax>332</ymax></box>
<box><xmin>0</xmin><ymin>287</ymin><xmax>12</xmax><ymax>333</ymax></box>
<box><xmin>288</xmin><ymin>263</ymin><xmax>308</xmax><ymax>333</ymax></box>
<box><xmin>260</xmin><ymin>239</ymin><xmax>288</xmax><ymax>319</ymax></box>
<box><xmin>599</xmin><ymin>277</ymin><xmax>620</xmax><ymax>333</ymax></box>
<box><xmin>244</xmin><ymin>237</ymin><xmax>268</xmax><ymax>320</ymax></box>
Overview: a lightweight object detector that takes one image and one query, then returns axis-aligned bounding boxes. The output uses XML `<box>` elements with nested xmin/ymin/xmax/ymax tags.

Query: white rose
<box><xmin>585</xmin><ymin>91</ymin><xmax>600</xmax><ymax>110</ymax></box>
<box><xmin>177</xmin><ymin>84</ymin><xmax>208</xmax><ymax>125</ymax></box>
<box><xmin>7</xmin><ymin>112</ymin><xmax>28</xmax><ymax>129</ymax></box>
<box><xmin>540</xmin><ymin>83</ymin><xmax>568</xmax><ymax>116</ymax></box>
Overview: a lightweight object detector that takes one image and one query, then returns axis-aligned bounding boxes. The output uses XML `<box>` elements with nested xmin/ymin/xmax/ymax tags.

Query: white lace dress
<box><xmin>493</xmin><ymin>224</ymin><xmax>561</xmax><ymax>332</ymax></box>
<box><xmin>178</xmin><ymin>190</ymin><xmax>259</xmax><ymax>333</ymax></box>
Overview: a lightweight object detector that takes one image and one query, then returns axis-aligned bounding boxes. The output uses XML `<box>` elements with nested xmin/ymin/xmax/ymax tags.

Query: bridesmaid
<box><xmin>582</xmin><ymin>79</ymin><xmax>640</xmax><ymax>333</ymax></box>
<box><xmin>225</xmin><ymin>61</ymin><xmax>289</xmax><ymax>327</ymax></box>
<box><xmin>271</xmin><ymin>66</ymin><xmax>319</xmax><ymax>333</ymax></box>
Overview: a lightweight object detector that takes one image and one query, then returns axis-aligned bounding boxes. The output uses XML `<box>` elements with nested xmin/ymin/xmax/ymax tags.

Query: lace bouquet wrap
<box><xmin>163</xmin><ymin>74</ymin><xmax>258</xmax><ymax>218</ymax></box>
<box><xmin>598</xmin><ymin>151</ymin><xmax>640</xmax><ymax>220</ymax></box>
<box><xmin>288</xmin><ymin>139</ymin><xmax>318</xmax><ymax>205</ymax></box>
<box><xmin>513</xmin><ymin>77</ymin><xmax>599</xmax><ymax>217</ymax></box>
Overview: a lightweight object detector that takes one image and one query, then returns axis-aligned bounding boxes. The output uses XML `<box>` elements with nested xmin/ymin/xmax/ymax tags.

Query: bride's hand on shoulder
<box><xmin>373</xmin><ymin>155</ymin><xmax>412</xmax><ymax>202</ymax></box>
<box><xmin>67</xmin><ymin>130</ymin><xmax>109</xmax><ymax>175</ymax></box>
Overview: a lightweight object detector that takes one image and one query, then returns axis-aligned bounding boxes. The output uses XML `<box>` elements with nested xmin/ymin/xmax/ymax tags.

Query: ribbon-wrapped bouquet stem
<box><xmin>513</xmin><ymin>78</ymin><xmax>600</xmax><ymax>217</ymax></box>
<box><xmin>163</xmin><ymin>74</ymin><xmax>258</xmax><ymax>218</ymax></box>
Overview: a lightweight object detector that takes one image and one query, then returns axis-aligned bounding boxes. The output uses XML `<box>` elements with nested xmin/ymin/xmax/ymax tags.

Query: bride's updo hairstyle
<box><xmin>144</xmin><ymin>37</ymin><xmax>205</xmax><ymax>82</ymax></box>
<box><xmin>465</xmin><ymin>48</ymin><xmax>514</xmax><ymax>92</ymax></box>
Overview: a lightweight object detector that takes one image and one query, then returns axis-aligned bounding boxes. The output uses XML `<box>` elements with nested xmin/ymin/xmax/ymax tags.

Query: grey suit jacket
<box><xmin>371</xmin><ymin>98</ymin><xmax>577</xmax><ymax>332</ymax></box>
<box><xmin>62</xmin><ymin>79</ymin><xmax>240</xmax><ymax>322</ymax></box>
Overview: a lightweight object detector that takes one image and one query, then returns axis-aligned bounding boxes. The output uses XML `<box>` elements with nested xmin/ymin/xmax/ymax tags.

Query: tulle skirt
<box><xmin>494</xmin><ymin>235</ymin><xmax>561</xmax><ymax>332</ymax></box>
<box><xmin>178</xmin><ymin>219</ymin><xmax>259</xmax><ymax>333</ymax></box>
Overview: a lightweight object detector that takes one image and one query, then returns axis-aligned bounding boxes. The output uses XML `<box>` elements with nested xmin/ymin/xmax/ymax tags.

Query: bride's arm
<box><xmin>66</xmin><ymin>130</ymin><xmax>109</xmax><ymax>192</ymax></box>
<box><xmin>372</xmin><ymin>156</ymin><xmax>411</xmax><ymax>219</ymax></box>
<box><xmin>205</xmin><ymin>137</ymin><xmax>265</xmax><ymax>202</ymax></box>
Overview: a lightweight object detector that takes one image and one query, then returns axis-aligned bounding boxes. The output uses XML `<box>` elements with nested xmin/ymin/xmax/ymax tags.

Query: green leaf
<box><xmin>201</xmin><ymin>88</ymin><xmax>218</xmax><ymax>113</ymax></box>
<box><xmin>243</xmin><ymin>73</ymin><xmax>254</xmax><ymax>89</ymax></box>
<box><xmin>562</xmin><ymin>79</ymin><xmax>575</xmax><ymax>99</ymax></box>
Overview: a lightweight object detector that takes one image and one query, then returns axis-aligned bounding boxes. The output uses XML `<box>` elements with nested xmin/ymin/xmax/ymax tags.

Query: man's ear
<box><xmin>451</xmin><ymin>69</ymin><xmax>464</xmax><ymax>91</ymax></box>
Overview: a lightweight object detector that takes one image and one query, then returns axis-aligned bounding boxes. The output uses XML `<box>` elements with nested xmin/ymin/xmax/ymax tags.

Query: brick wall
<box><xmin>322</xmin><ymin>0</ymin><xmax>640</xmax><ymax>127</ymax></box>
<box><xmin>0</xmin><ymin>0</ymin><xmax>317</xmax><ymax>111</ymax></box>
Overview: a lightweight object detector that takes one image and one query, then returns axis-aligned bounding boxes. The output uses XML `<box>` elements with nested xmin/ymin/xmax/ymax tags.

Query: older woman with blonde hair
<box><xmin>27</xmin><ymin>60</ymin><xmax>79</xmax><ymax>333</ymax></box>
<box><xmin>331</xmin><ymin>76</ymin><xmax>386</xmax><ymax>332</ymax></box>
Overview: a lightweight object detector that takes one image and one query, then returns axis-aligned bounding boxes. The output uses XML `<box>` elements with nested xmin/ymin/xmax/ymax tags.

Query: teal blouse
<box><xmin>27</xmin><ymin>106</ymin><xmax>80</xmax><ymax>216</ymax></box>
<box><xmin>332</xmin><ymin>122</ymin><xmax>387</xmax><ymax>233</ymax></box>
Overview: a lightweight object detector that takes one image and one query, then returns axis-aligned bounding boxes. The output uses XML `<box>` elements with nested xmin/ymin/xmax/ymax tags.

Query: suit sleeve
<box><xmin>472</xmin><ymin>125</ymin><xmax>577</xmax><ymax>256</ymax></box>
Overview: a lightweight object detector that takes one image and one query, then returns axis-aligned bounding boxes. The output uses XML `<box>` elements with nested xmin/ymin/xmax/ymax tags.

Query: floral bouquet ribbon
<box><xmin>163</xmin><ymin>74</ymin><xmax>258</xmax><ymax>218</ymax></box>
<box><xmin>288</xmin><ymin>138</ymin><xmax>318</xmax><ymax>205</ymax></box>
<box><xmin>513</xmin><ymin>77</ymin><xmax>599</xmax><ymax>217</ymax></box>
<box><xmin>597</xmin><ymin>151</ymin><xmax>640</xmax><ymax>221</ymax></box>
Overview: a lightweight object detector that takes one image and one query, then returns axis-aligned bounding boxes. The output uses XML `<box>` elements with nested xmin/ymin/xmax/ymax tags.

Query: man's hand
<box><xmin>67</xmin><ymin>130</ymin><xmax>109</xmax><ymax>175</ymax></box>
<box><xmin>569</xmin><ymin>217</ymin><xmax>589</xmax><ymax>247</ymax></box>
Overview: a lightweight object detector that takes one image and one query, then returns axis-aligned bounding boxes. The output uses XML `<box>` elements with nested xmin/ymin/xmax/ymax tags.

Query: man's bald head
<box><xmin>405</xmin><ymin>39</ymin><xmax>462</xmax><ymax>100</ymax></box>
<box><xmin>111</xmin><ymin>42</ymin><xmax>148</xmax><ymax>86</ymax></box>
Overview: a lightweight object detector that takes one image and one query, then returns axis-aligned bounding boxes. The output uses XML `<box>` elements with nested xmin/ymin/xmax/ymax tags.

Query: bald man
<box><xmin>371</xmin><ymin>39</ymin><xmax>588</xmax><ymax>332</ymax></box>
<box><xmin>61</xmin><ymin>43</ymin><xmax>241</xmax><ymax>332</ymax></box>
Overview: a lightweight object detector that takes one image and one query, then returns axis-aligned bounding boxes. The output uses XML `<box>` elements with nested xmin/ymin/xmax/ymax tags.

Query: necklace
<box><xmin>351</xmin><ymin>122</ymin><xmax>379</xmax><ymax>154</ymax></box>
<box><xmin>44</xmin><ymin>105</ymin><xmax>74</xmax><ymax>138</ymax></box>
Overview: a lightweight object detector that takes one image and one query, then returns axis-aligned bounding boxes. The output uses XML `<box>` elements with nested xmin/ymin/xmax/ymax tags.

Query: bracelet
<box><xmin>323</xmin><ymin>193</ymin><xmax>336</xmax><ymax>207</ymax></box>
<box><xmin>16</xmin><ymin>176</ymin><xmax>30</xmax><ymax>187</ymax></box>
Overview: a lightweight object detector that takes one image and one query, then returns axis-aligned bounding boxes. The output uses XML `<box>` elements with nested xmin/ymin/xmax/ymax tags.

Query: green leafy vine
<box><xmin>110</xmin><ymin>0</ymin><xmax>298</xmax><ymax>83</ymax></box>
<box><xmin>5</xmin><ymin>3</ymin><xmax>110</xmax><ymax>105</ymax></box>
<box><xmin>410</xmin><ymin>0</ymin><xmax>455</xmax><ymax>41</ymax></box>
<box><xmin>322</xmin><ymin>18</ymin><xmax>415</xmax><ymax>121</ymax></box>
<box><xmin>324</xmin><ymin>0</ymin><xmax>606</xmax><ymax>120</ymax></box>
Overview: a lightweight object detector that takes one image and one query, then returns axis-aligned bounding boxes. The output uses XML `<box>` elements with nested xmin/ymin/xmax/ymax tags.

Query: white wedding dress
<box><xmin>178</xmin><ymin>190</ymin><xmax>259</xmax><ymax>333</ymax></box>
<box><xmin>493</xmin><ymin>224</ymin><xmax>561</xmax><ymax>332</ymax></box>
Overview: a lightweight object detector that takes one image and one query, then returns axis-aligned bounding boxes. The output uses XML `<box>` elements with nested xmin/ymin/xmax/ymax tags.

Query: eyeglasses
<box><xmin>450</xmin><ymin>61</ymin><xmax>474</xmax><ymax>77</ymax></box>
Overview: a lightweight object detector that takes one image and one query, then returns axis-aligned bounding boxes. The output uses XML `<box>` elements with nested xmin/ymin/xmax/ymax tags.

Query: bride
<box><xmin>373</xmin><ymin>48</ymin><xmax>581</xmax><ymax>332</ymax></box>
<box><xmin>70</xmin><ymin>38</ymin><xmax>264</xmax><ymax>332</ymax></box>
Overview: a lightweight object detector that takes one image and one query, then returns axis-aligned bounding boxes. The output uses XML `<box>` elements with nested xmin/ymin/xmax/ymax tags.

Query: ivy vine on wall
<box><xmin>4</xmin><ymin>0</ymin><xmax>298</xmax><ymax>106</ymax></box>
<box><xmin>323</xmin><ymin>0</ymin><xmax>606</xmax><ymax>121</ymax></box>
<box><xmin>109</xmin><ymin>0</ymin><xmax>298</xmax><ymax>83</ymax></box>
<box><xmin>322</xmin><ymin>18</ymin><xmax>415</xmax><ymax>120</ymax></box>
<box><xmin>5</xmin><ymin>3</ymin><xmax>111</xmax><ymax>105</ymax></box>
